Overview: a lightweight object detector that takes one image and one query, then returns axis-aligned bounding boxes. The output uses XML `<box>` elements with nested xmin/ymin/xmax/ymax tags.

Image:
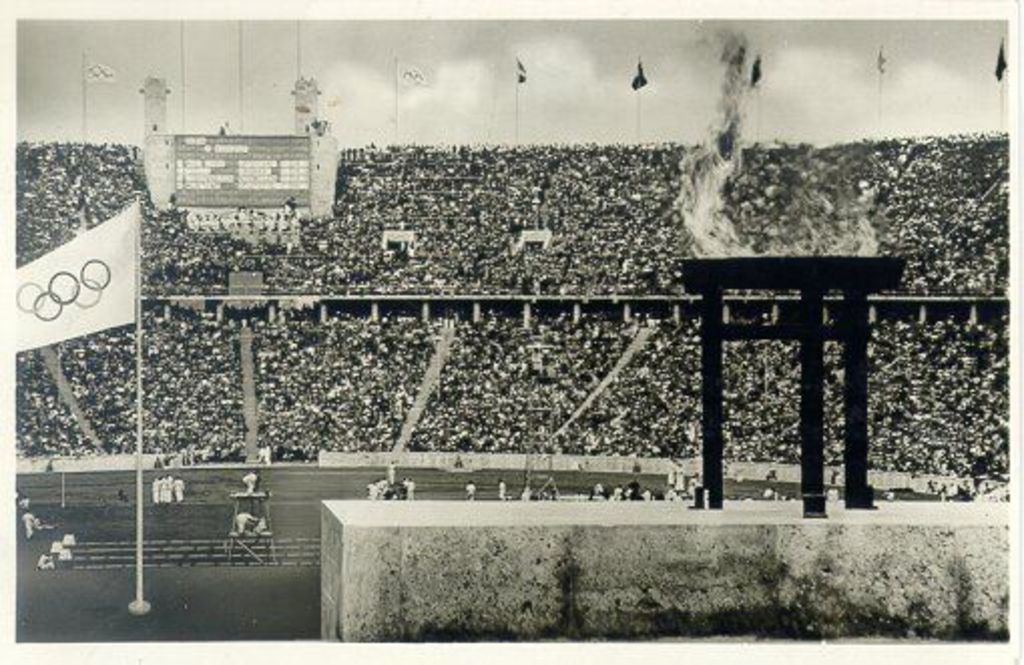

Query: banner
<box><xmin>16</xmin><ymin>202</ymin><xmax>139</xmax><ymax>352</ymax></box>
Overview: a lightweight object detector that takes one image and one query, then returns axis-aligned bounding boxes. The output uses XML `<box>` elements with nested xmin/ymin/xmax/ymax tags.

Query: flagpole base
<box><xmin>128</xmin><ymin>599</ymin><xmax>151</xmax><ymax>616</ymax></box>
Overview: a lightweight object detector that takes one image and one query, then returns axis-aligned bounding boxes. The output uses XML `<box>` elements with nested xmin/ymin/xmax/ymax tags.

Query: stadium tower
<box><xmin>292</xmin><ymin>76</ymin><xmax>320</xmax><ymax>135</ymax></box>
<box><xmin>139</xmin><ymin>76</ymin><xmax>170</xmax><ymax>139</ymax></box>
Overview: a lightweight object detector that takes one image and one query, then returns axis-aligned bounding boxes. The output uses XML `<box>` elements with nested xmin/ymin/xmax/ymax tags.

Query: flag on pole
<box><xmin>517</xmin><ymin>58</ymin><xmax>527</xmax><ymax>84</ymax></box>
<box><xmin>996</xmin><ymin>41</ymin><xmax>1007</xmax><ymax>81</ymax></box>
<box><xmin>16</xmin><ymin>202</ymin><xmax>140</xmax><ymax>352</ymax></box>
<box><xmin>631</xmin><ymin>60</ymin><xmax>648</xmax><ymax>91</ymax></box>
<box><xmin>751</xmin><ymin>55</ymin><xmax>763</xmax><ymax>87</ymax></box>
<box><xmin>877</xmin><ymin>47</ymin><xmax>887</xmax><ymax>75</ymax></box>
<box><xmin>85</xmin><ymin>62</ymin><xmax>117</xmax><ymax>83</ymax></box>
<box><xmin>401</xmin><ymin>66</ymin><xmax>428</xmax><ymax>87</ymax></box>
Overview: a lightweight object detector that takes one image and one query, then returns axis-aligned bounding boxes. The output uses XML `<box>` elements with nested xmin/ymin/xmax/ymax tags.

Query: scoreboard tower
<box><xmin>143</xmin><ymin>76</ymin><xmax>338</xmax><ymax>217</ymax></box>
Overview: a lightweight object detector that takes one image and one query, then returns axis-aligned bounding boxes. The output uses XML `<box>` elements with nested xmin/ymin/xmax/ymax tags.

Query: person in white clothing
<box><xmin>22</xmin><ymin>512</ymin><xmax>52</xmax><ymax>540</ymax></box>
<box><xmin>386</xmin><ymin>462</ymin><xmax>397</xmax><ymax>485</ymax></box>
<box><xmin>498</xmin><ymin>479</ymin><xmax>507</xmax><ymax>501</ymax></box>
<box><xmin>36</xmin><ymin>553</ymin><xmax>55</xmax><ymax>570</ymax></box>
<box><xmin>159</xmin><ymin>476</ymin><xmax>174</xmax><ymax>504</ymax></box>
<box><xmin>242</xmin><ymin>471</ymin><xmax>259</xmax><ymax>494</ymax></box>
<box><xmin>465</xmin><ymin>481</ymin><xmax>476</xmax><ymax>501</ymax></box>
<box><xmin>152</xmin><ymin>477</ymin><xmax>161</xmax><ymax>504</ymax></box>
<box><xmin>22</xmin><ymin>512</ymin><xmax>40</xmax><ymax>540</ymax></box>
<box><xmin>235</xmin><ymin>512</ymin><xmax>257</xmax><ymax>535</ymax></box>
<box><xmin>173</xmin><ymin>477</ymin><xmax>185</xmax><ymax>503</ymax></box>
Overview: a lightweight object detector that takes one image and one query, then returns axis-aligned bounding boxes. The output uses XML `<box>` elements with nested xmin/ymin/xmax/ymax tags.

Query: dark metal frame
<box><xmin>683</xmin><ymin>257</ymin><xmax>905</xmax><ymax>518</ymax></box>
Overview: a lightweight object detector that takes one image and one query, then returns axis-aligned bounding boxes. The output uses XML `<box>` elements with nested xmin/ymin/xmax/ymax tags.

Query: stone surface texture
<box><xmin>321</xmin><ymin>501</ymin><xmax>1008</xmax><ymax>642</ymax></box>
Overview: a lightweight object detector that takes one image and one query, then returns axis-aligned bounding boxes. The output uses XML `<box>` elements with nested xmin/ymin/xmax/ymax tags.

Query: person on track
<box><xmin>173</xmin><ymin>477</ymin><xmax>186</xmax><ymax>503</ymax></box>
<box><xmin>465</xmin><ymin>480</ymin><xmax>477</xmax><ymax>501</ymax></box>
<box><xmin>498</xmin><ymin>478</ymin><xmax>507</xmax><ymax>501</ymax></box>
<box><xmin>159</xmin><ymin>475</ymin><xmax>174</xmax><ymax>504</ymax></box>
<box><xmin>242</xmin><ymin>470</ymin><xmax>260</xmax><ymax>494</ymax></box>
<box><xmin>21</xmin><ymin>511</ymin><xmax>53</xmax><ymax>540</ymax></box>
<box><xmin>234</xmin><ymin>512</ymin><xmax>257</xmax><ymax>535</ymax></box>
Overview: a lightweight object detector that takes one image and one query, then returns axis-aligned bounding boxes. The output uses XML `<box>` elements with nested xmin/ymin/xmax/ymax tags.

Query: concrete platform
<box><xmin>321</xmin><ymin>501</ymin><xmax>1009</xmax><ymax>642</ymax></box>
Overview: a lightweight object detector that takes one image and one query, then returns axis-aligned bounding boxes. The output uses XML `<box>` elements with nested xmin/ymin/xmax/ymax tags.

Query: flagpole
<box><xmin>999</xmin><ymin>77</ymin><xmax>1006</xmax><ymax>133</ymax></box>
<box><xmin>515</xmin><ymin>67</ymin><xmax>520</xmax><ymax>145</ymax></box>
<box><xmin>634</xmin><ymin>55</ymin><xmax>641</xmax><ymax>143</ymax></box>
<box><xmin>180</xmin><ymin>21</ymin><xmax>186</xmax><ymax>133</ymax></box>
<box><xmin>394</xmin><ymin>57</ymin><xmax>399</xmax><ymax>144</ymax></box>
<box><xmin>756</xmin><ymin>86</ymin><xmax>762</xmax><ymax>144</ymax></box>
<box><xmin>877</xmin><ymin>62</ymin><xmax>883</xmax><ymax>135</ymax></box>
<box><xmin>238</xmin><ymin>21</ymin><xmax>244</xmax><ymax>133</ymax></box>
<box><xmin>129</xmin><ymin>201</ymin><xmax>150</xmax><ymax>616</ymax></box>
<box><xmin>81</xmin><ymin>52</ymin><xmax>87</xmax><ymax>142</ymax></box>
<box><xmin>635</xmin><ymin>88</ymin><xmax>641</xmax><ymax>143</ymax></box>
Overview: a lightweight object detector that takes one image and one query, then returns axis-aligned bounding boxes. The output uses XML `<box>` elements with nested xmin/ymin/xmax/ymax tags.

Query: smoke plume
<box><xmin>676</xmin><ymin>31</ymin><xmax>880</xmax><ymax>258</ymax></box>
<box><xmin>676</xmin><ymin>32</ymin><xmax>754</xmax><ymax>257</ymax></box>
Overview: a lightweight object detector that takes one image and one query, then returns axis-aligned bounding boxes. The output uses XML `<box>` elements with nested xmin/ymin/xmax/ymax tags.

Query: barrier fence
<box><xmin>16</xmin><ymin>452</ymin><xmax>973</xmax><ymax>495</ymax></box>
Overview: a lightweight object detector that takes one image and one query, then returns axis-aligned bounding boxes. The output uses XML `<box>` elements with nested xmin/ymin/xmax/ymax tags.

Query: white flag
<box><xmin>85</xmin><ymin>62</ymin><xmax>117</xmax><ymax>83</ymax></box>
<box><xmin>401</xmin><ymin>67</ymin><xmax>428</xmax><ymax>87</ymax></box>
<box><xmin>16</xmin><ymin>202</ymin><xmax>139</xmax><ymax>352</ymax></box>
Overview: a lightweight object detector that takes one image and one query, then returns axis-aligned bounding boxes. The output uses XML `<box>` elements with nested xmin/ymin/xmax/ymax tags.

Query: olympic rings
<box><xmin>81</xmin><ymin>259</ymin><xmax>111</xmax><ymax>290</ymax></box>
<box><xmin>17</xmin><ymin>259</ymin><xmax>112</xmax><ymax>323</ymax></box>
<box><xmin>48</xmin><ymin>271</ymin><xmax>80</xmax><ymax>305</ymax></box>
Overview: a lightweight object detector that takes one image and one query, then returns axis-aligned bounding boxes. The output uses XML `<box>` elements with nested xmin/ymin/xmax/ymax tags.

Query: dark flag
<box><xmin>517</xmin><ymin>58</ymin><xmax>527</xmax><ymax>84</ymax></box>
<box><xmin>877</xmin><ymin>47</ymin><xmax>887</xmax><ymax>75</ymax></box>
<box><xmin>996</xmin><ymin>41</ymin><xmax>1007</xmax><ymax>81</ymax></box>
<box><xmin>751</xmin><ymin>55</ymin><xmax>762</xmax><ymax>87</ymax></box>
<box><xmin>631</xmin><ymin>60</ymin><xmax>648</xmax><ymax>91</ymax></box>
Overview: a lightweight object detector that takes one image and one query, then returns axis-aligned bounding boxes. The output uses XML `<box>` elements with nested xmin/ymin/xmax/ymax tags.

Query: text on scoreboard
<box><xmin>174</xmin><ymin>135</ymin><xmax>311</xmax><ymax>207</ymax></box>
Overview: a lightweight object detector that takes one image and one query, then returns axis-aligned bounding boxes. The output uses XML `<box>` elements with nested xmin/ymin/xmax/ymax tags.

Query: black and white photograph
<box><xmin>3</xmin><ymin>0</ymin><xmax>1020</xmax><ymax>658</ymax></box>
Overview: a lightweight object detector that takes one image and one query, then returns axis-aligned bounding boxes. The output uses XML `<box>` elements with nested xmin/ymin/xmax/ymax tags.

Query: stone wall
<box><xmin>321</xmin><ymin>501</ymin><xmax>1009</xmax><ymax>641</ymax></box>
<box><xmin>143</xmin><ymin>134</ymin><xmax>176</xmax><ymax>209</ymax></box>
<box><xmin>310</xmin><ymin>135</ymin><xmax>338</xmax><ymax>217</ymax></box>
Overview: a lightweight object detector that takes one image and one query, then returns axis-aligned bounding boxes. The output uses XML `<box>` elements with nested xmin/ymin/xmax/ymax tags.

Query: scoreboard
<box><xmin>174</xmin><ymin>135</ymin><xmax>311</xmax><ymax>207</ymax></box>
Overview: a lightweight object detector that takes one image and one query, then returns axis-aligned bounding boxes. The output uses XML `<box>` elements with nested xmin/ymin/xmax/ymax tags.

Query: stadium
<box><xmin>14</xmin><ymin>19</ymin><xmax>1012</xmax><ymax>642</ymax></box>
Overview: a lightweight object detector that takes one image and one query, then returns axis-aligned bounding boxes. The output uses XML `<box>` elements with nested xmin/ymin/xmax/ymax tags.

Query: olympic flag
<box><xmin>16</xmin><ymin>202</ymin><xmax>140</xmax><ymax>352</ymax></box>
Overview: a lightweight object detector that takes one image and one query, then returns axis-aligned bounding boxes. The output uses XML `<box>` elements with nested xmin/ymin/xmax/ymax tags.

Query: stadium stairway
<box><xmin>553</xmin><ymin>326</ymin><xmax>656</xmax><ymax>439</ymax></box>
<box><xmin>39</xmin><ymin>346</ymin><xmax>103</xmax><ymax>451</ymax></box>
<box><xmin>240</xmin><ymin>326</ymin><xmax>259</xmax><ymax>462</ymax></box>
<box><xmin>393</xmin><ymin>327</ymin><xmax>457</xmax><ymax>452</ymax></box>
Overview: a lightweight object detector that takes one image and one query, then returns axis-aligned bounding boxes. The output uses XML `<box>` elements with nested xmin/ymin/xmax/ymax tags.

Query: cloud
<box><xmin>319</xmin><ymin>60</ymin><xmax>396</xmax><ymax>146</ymax></box>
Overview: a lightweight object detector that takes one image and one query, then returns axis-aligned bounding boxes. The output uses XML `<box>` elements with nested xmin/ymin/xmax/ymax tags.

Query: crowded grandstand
<box><xmin>15</xmin><ymin>134</ymin><xmax>1010</xmax><ymax>484</ymax></box>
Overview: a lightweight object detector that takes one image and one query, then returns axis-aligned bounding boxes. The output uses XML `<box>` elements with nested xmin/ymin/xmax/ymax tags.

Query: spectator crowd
<box><xmin>15</xmin><ymin>306</ymin><xmax>1010</xmax><ymax>481</ymax></box>
<box><xmin>14</xmin><ymin>134</ymin><xmax>1010</xmax><ymax>483</ymax></box>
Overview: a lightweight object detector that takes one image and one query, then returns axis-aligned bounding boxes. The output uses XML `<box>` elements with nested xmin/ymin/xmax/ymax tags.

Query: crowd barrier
<box><xmin>317</xmin><ymin>451</ymin><xmax>676</xmax><ymax>475</ymax></box>
<box><xmin>16</xmin><ymin>455</ymin><xmax>160</xmax><ymax>474</ymax></box>
<box><xmin>16</xmin><ymin>452</ymin><xmax>970</xmax><ymax>493</ymax></box>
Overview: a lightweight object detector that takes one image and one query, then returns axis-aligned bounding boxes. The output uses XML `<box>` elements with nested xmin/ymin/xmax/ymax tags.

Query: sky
<box><xmin>16</xmin><ymin>19</ymin><xmax>1010</xmax><ymax>147</ymax></box>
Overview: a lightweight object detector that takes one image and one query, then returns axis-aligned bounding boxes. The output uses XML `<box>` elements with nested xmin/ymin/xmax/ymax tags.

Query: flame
<box><xmin>676</xmin><ymin>31</ymin><xmax>880</xmax><ymax>259</ymax></box>
<box><xmin>676</xmin><ymin>31</ymin><xmax>753</xmax><ymax>258</ymax></box>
